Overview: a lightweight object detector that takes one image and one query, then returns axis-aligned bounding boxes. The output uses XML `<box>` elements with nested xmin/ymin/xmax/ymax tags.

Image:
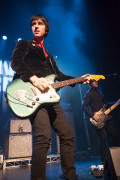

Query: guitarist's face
<box><xmin>92</xmin><ymin>81</ymin><xmax>98</xmax><ymax>88</ymax></box>
<box><xmin>31</xmin><ymin>18</ymin><xmax>46</xmax><ymax>40</ymax></box>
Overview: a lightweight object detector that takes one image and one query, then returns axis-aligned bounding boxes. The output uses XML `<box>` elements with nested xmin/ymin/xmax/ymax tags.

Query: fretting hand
<box><xmin>81</xmin><ymin>74</ymin><xmax>92</xmax><ymax>84</ymax></box>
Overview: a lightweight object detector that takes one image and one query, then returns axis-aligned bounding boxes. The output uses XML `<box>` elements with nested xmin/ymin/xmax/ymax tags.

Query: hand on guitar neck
<box><xmin>81</xmin><ymin>74</ymin><xmax>92</xmax><ymax>84</ymax></box>
<box><xmin>76</xmin><ymin>74</ymin><xmax>105</xmax><ymax>85</ymax></box>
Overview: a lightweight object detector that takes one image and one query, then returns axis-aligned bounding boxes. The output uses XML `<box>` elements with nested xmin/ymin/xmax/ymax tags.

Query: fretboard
<box><xmin>51</xmin><ymin>77</ymin><xmax>85</xmax><ymax>89</ymax></box>
<box><xmin>105</xmin><ymin>100</ymin><xmax>120</xmax><ymax>115</ymax></box>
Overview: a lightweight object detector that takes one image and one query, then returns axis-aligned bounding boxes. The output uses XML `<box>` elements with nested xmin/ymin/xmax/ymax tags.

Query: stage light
<box><xmin>17</xmin><ymin>38</ymin><xmax>22</xmax><ymax>41</ymax></box>
<box><xmin>2</xmin><ymin>36</ymin><xmax>7</xmax><ymax>40</ymax></box>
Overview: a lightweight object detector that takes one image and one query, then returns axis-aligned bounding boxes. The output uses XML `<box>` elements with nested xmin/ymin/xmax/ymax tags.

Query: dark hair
<box><xmin>89</xmin><ymin>79</ymin><xmax>97</xmax><ymax>86</ymax></box>
<box><xmin>30</xmin><ymin>14</ymin><xmax>49</xmax><ymax>37</ymax></box>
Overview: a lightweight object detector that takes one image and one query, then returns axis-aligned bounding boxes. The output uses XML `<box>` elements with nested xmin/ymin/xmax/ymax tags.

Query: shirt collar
<box><xmin>32</xmin><ymin>38</ymin><xmax>44</xmax><ymax>48</ymax></box>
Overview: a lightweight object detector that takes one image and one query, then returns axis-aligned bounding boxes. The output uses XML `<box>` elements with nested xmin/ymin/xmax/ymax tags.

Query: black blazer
<box><xmin>11</xmin><ymin>40</ymin><xmax>74</xmax><ymax>82</ymax></box>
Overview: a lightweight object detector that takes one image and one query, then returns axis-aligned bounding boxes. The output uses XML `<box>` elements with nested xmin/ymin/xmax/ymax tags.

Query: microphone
<box><xmin>107</xmin><ymin>73</ymin><xmax>120</xmax><ymax>78</ymax></box>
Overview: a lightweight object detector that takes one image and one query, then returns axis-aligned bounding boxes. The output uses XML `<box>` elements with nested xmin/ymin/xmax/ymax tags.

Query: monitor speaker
<box><xmin>104</xmin><ymin>147</ymin><xmax>120</xmax><ymax>180</ymax></box>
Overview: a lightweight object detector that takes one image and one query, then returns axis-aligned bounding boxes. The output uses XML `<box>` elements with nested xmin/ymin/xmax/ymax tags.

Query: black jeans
<box><xmin>30</xmin><ymin>103</ymin><xmax>77</xmax><ymax>180</ymax></box>
<box><xmin>97</xmin><ymin>120</ymin><xmax>118</xmax><ymax>163</ymax></box>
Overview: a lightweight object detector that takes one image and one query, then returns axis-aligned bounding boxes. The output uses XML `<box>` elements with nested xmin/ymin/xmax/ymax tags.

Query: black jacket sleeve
<box><xmin>11</xmin><ymin>40</ymin><xmax>34</xmax><ymax>81</ymax></box>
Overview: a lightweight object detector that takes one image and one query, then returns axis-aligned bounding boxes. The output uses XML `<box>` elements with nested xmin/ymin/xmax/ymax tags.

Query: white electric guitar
<box><xmin>90</xmin><ymin>99</ymin><xmax>120</xmax><ymax>128</ymax></box>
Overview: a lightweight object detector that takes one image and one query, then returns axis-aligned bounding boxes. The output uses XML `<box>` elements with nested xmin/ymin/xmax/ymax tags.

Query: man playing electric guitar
<box><xmin>82</xmin><ymin>79</ymin><xmax>118</xmax><ymax>164</ymax></box>
<box><xmin>10</xmin><ymin>14</ymin><xmax>92</xmax><ymax>180</ymax></box>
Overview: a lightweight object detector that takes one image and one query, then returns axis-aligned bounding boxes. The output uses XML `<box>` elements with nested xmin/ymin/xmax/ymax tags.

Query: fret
<box><xmin>51</xmin><ymin>77</ymin><xmax>85</xmax><ymax>89</ymax></box>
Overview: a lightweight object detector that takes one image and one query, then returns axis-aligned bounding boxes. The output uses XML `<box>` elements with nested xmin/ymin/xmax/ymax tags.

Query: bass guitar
<box><xmin>90</xmin><ymin>99</ymin><xmax>120</xmax><ymax>128</ymax></box>
<box><xmin>6</xmin><ymin>74</ymin><xmax>105</xmax><ymax>117</ymax></box>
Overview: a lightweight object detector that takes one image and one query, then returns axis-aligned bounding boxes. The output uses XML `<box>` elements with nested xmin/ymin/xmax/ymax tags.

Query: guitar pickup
<box><xmin>31</xmin><ymin>86</ymin><xmax>41</xmax><ymax>96</ymax></box>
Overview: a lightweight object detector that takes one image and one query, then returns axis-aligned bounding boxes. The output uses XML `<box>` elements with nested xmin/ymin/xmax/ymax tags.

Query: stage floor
<box><xmin>0</xmin><ymin>160</ymin><xmax>104</xmax><ymax>180</ymax></box>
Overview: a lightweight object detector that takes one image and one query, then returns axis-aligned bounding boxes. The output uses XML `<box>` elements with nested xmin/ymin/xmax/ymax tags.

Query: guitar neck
<box><xmin>51</xmin><ymin>77</ymin><xmax>85</xmax><ymax>89</ymax></box>
<box><xmin>105</xmin><ymin>100</ymin><xmax>120</xmax><ymax>115</ymax></box>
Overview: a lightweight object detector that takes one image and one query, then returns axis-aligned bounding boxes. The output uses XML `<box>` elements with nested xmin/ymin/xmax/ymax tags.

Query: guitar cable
<box><xmin>5</xmin><ymin>92</ymin><xmax>33</xmax><ymax>108</ymax></box>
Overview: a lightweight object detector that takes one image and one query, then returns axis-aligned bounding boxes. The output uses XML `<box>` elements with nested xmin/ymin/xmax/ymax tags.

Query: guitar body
<box><xmin>89</xmin><ymin>98</ymin><xmax>120</xmax><ymax>128</ymax></box>
<box><xmin>90</xmin><ymin>108</ymin><xmax>108</xmax><ymax>129</ymax></box>
<box><xmin>6</xmin><ymin>74</ymin><xmax>60</xmax><ymax>117</ymax></box>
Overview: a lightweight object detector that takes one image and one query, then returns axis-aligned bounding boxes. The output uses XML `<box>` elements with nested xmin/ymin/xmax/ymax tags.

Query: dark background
<box><xmin>0</xmin><ymin>0</ymin><xmax>120</xmax><ymax>154</ymax></box>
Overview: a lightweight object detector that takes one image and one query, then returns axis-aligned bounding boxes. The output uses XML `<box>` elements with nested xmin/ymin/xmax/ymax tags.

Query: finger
<box><xmin>42</xmin><ymin>80</ymin><xmax>50</xmax><ymax>87</ymax></box>
<box><xmin>85</xmin><ymin>74</ymin><xmax>90</xmax><ymax>76</ymax></box>
<box><xmin>42</xmin><ymin>82</ymin><xmax>50</xmax><ymax>89</ymax></box>
<box><xmin>40</xmin><ymin>85</ymin><xmax>45</xmax><ymax>90</ymax></box>
<box><xmin>83</xmin><ymin>81</ymin><xmax>89</xmax><ymax>84</ymax></box>
<box><xmin>41</xmin><ymin>83</ymin><xmax>47</xmax><ymax>88</ymax></box>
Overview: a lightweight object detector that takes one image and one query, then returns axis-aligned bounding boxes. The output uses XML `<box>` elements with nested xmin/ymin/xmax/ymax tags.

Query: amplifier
<box><xmin>9</xmin><ymin>119</ymin><xmax>32</xmax><ymax>133</ymax></box>
<box><xmin>4</xmin><ymin>134</ymin><xmax>32</xmax><ymax>158</ymax></box>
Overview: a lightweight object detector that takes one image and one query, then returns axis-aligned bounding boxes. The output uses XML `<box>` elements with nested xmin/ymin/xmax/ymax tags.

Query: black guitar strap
<box><xmin>48</xmin><ymin>56</ymin><xmax>57</xmax><ymax>75</ymax></box>
<box><xmin>45</xmin><ymin>49</ymin><xmax>57</xmax><ymax>76</ymax></box>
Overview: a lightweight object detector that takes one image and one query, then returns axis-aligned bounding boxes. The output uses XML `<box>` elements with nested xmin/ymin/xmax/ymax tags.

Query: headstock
<box><xmin>90</xmin><ymin>75</ymin><xmax>105</xmax><ymax>81</ymax></box>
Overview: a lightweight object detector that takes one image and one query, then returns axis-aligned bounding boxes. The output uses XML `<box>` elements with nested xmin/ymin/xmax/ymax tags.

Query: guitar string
<box><xmin>52</xmin><ymin>74</ymin><xmax>103</xmax><ymax>88</ymax></box>
<box><xmin>52</xmin><ymin>79</ymin><xmax>84</xmax><ymax>88</ymax></box>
